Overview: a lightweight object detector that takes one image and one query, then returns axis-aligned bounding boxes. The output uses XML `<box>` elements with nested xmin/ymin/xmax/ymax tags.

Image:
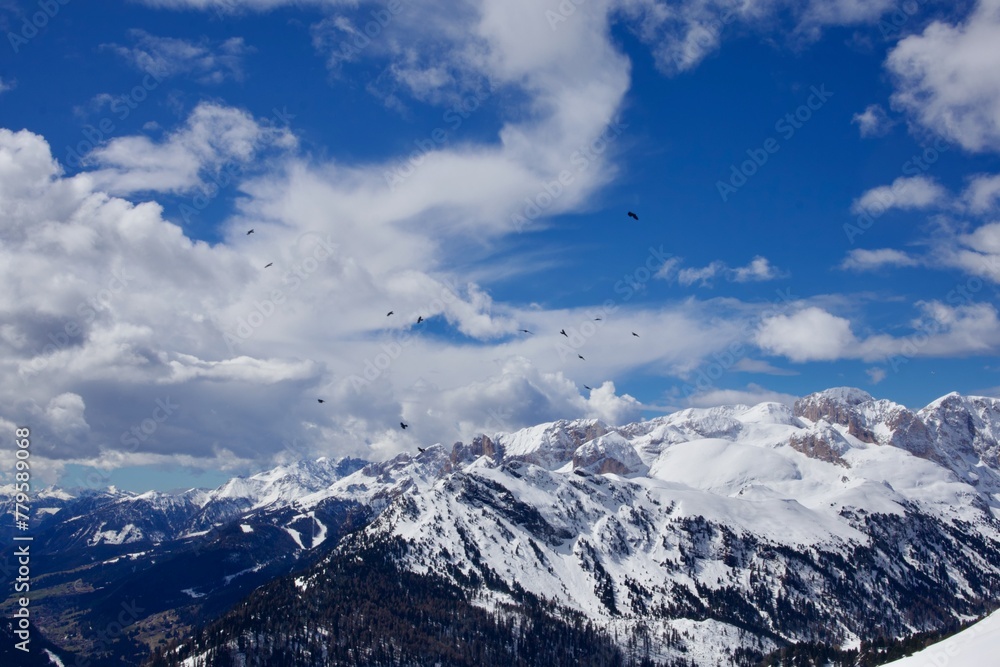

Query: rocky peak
<box><xmin>451</xmin><ymin>434</ymin><xmax>503</xmax><ymax>467</ymax></box>
<box><xmin>793</xmin><ymin>388</ymin><xmax>878</xmax><ymax>443</ymax></box>
<box><xmin>572</xmin><ymin>433</ymin><xmax>644</xmax><ymax>475</ymax></box>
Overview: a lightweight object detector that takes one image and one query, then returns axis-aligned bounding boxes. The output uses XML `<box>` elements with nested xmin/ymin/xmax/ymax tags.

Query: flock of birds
<box><xmin>245</xmin><ymin>211</ymin><xmax>644</xmax><ymax>437</ymax></box>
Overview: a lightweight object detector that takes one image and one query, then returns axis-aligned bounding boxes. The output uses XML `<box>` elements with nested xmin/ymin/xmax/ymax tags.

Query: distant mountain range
<box><xmin>5</xmin><ymin>388</ymin><xmax>1000</xmax><ymax>666</ymax></box>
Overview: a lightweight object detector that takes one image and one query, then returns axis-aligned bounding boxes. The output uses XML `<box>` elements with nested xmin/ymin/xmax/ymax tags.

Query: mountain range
<box><xmin>4</xmin><ymin>387</ymin><xmax>1000</xmax><ymax>666</ymax></box>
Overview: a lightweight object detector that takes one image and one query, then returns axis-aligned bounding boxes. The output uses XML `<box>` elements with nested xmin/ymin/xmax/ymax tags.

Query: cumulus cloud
<box><xmin>839</xmin><ymin>248</ymin><xmax>919</xmax><ymax>271</ymax></box>
<box><xmin>755</xmin><ymin>307</ymin><xmax>860</xmax><ymax>362</ymax></box>
<box><xmin>887</xmin><ymin>0</ymin><xmax>1000</xmax><ymax>153</ymax></box>
<box><xmin>851</xmin><ymin>175</ymin><xmax>947</xmax><ymax>215</ymax></box>
<box><xmin>755</xmin><ymin>303</ymin><xmax>1000</xmax><ymax>364</ymax></box>
<box><xmin>852</xmin><ymin>103</ymin><xmax>895</xmax><ymax>137</ymax></box>
<box><xmin>83</xmin><ymin>102</ymin><xmax>296</xmax><ymax>195</ymax></box>
<box><xmin>934</xmin><ymin>221</ymin><xmax>1000</xmax><ymax>283</ymax></box>
<box><xmin>0</xmin><ymin>118</ymin><xmax>754</xmax><ymax>479</ymax></box>
<box><xmin>106</xmin><ymin>30</ymin><xmax>252</xmax><ymax>83</ymax></box>
<box><xmin>962</xmin><ymin>173</ymin><xmax>1000</xmax><ymax>213</ymax></box>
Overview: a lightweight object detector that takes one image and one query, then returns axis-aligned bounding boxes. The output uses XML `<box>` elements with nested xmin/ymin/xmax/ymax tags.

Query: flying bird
<box><xmin>578</xmin><ymin>354</ymin><xmax>585</xmax><ymax>360</ymax></box>
<box><xmin>560</xmin><ymin>329</ymin><xmax>568</xmax><ymax>337</ymax></box>
<box><xmin>246</xmin><ymin>229</ymin><xmax>255</xmax><ymax>235</ymax></box>
<box><xmin>594</xmin><ymin>318</ymin><xmax>602</xmax><ymax>321</ymax></box>
<box><xmin>632</xmin><ymin>332</ymin><xmax>639</xmax><ymax>337</ymax></box>
<box><xmin>627</xmin><ymin>211</ymin><xmax>639</xmax><ymax>220</ymax></box>
<box><xmin>317</xmin><ymin>399</ymin><xmax>325</xmax><ymax>403</ymax></box>
<box><xmin>400</xmin><ymin>422</ymin><xmax>409</xmax><ymax>429</ymax></box>
<box><xmin>416</xmin><ymin>316</ymin><xmax>424</xmax><ymax>324</ymax></box>
<box><xmin>417</xmin><ymin>447</ymin><xmax>426</xmax><ymax>453</ymax></box>
<box><xmin>584</xmin><ymin>385</ymin><xmax>592</xmax><ymax>390</ymax></box>
<box><xmin>264</xmin><ymin>263</ymin><xmax>273</xmax><ymax>268</ymax></box>
<box><xmin>519</xmin><ymin>329</ymin><xmax>533</xmax><ymax>334</ymax></box>
<box><xmin>387</xmin><ymin>311</ymin><xmax>394</xmax><ymax>317</ymax></box>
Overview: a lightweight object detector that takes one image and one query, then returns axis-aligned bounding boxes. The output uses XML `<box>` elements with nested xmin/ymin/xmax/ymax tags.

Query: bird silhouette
<box><xmin>632</xmin><ymin>332</ymin><xmax>639</xmax><ymax>337</ymax></box>
<box><xmin>560</xmin><ymin>329</ymin><xmax>568</xmax><ymax>337</ymax></box>
<box><xmin>519</xmin><ymin>329</ymin><xmax>533</xmax><ymax>334</ymax></box>
<box><xmin>417</xmin><ymin>447</ymin><xmax>426</xmax><ymax>453</ymax></box>
<box><xmin>246</xmin><ymin>229</ymin><xmax>255</xmax><ymax>235</ymax></box>
<box><xmin>317</xmin><ymin>399</ymin><xmax>325</xmax><ymax>403</ymax></box>
<box><xmin>416</xmin><ymin>316</ymin><xmax>424</xmax><ymax>324</ymax></box>
<box><xmin>264</xmin><ymin>263</ymin><xmax>273</xmax><ymax>268</ymax></box>
<box><xmin>594</xmin><ymin>318</ymin><xmax>602</xmax><ymax>321</ymax></box>
<box><xmin>400</xmin><ymin>422</ymin><xmax>409</xmax><ymax>429</ymax></box>
<box><xmin>627</xmin><ymin>211</ymin><xmax>639</xmax><ymax>220</ymax></box>
<box><xmin>584</xmin><ymin>385</ymin><xmax>592</xmax><ymax>390</ymax></box>
<box><xmin>578</xmin><ymin>354</ymin><xmax>585</xmax><ymax>360</ymax></box>
<box><xmin>387</xmin><ymin>311</ymin><xmax>394</xmax><ymax>316</ymax></box>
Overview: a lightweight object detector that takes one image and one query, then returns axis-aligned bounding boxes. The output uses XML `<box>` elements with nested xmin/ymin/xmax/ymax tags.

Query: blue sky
<box><xmin>1</xmin><ymin>0</ymin><xmax>999</xmax><ymax>491</ymax></box>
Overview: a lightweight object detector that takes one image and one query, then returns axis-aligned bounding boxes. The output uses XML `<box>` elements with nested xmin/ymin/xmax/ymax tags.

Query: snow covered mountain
<box><xmin>146</xmin><ymin>387</ymin><xmax>1000</xmax><ymax>666</ymax></box>
<box><xmin>10</xmin><ymin>388</ymin><xmax>1000</xmax><ymax>666</ymax></box>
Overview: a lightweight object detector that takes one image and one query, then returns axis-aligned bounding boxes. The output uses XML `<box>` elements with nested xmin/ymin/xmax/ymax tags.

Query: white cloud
<box><xmin>0</xmin><ymin>77</ymin><xmax>14</xmax><ymax>94</ymax></box>
<box><xmin>851</xmin><ymin>175</ymin><xmax>947</xmax><ymax>215</ymax></box>
<box><xmin>852</xmin><ymin>103</ymin><xmax>895</xmax><ymax>137</ymax></box>
<box><xmin>934</xmin><ymin>221</ymin><xmax>1000</xmax><ymax>283</ymax></box>
<box><xmin>661</xmin><ymin>256</ymin><xmax>783</xmax><ymax>287</ymax></box>
<box><xmin>962</xmin><ymin>173</ymin><xmax>1000</xmax><ymax>213</ymax></box>
<box><xmin>618</xmin><ymin>0</ymin><xmax>897</xmax><ymax>75</ymax></box>
<box><xmin>756</xmin><ymin>303</ymin><xmax>1000</xmax><ymax>364</ymax></box>
<box><xmin>755</xmin><ymin>307</ymin><xmax>859</xmax><ymax>362</ymax></box>
<box><xmin>83</xmin><ymin>102</ymin><xmax>296</xmax><ymax>195</ymax></box>
<box><xmin>140</xmin><ymin>0</ymin><xmax>901</xmax><ymax>79</ymax></box>
<box><xmin>106</xmin><ymin>30</ymin><xmax>252</xmax><ymax>83</ymax></box>
<box><xmin>887</xmin><ymin>0</ymin><xmax>1000</xmax><ymax>153</ymax></box>
<box><xmin>840</xmin><ymin>248</ymin><xmax>919</xmax><ymax>271</ymax></box>
<box><xmin>866</xmin><ymin>367</ymin><xmax>887</xmax><ymax>384</ymax></box>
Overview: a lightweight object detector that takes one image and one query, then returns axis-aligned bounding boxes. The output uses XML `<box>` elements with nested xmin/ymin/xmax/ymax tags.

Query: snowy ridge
<box><xmin>284</xmin><ymin>388</ymin><xmax>1000</xmax><ymax>665</ymax></box>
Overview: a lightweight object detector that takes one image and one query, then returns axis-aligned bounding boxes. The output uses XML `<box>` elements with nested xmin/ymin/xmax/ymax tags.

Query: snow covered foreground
<box><xmin>882</xmin><ymin>609</ymin><xmax>1000</xmax><ymax>666</ymax></box>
